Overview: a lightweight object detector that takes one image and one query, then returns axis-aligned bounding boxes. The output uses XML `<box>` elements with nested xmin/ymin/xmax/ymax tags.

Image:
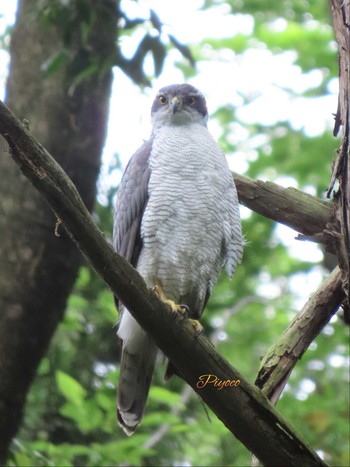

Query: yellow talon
<box><xmin>188</xmin><ymin>319</ymin><xmax>203</xmax><ymax>336</ymax></box>
<box><xmin>153</xmin><ymin>285</ymin><xmax>189</xmax><ymax>316</ymax></box>
<box><xmin>153</xmin><ymin>285</ymin><xmax>203</xmax><ymax>335</ymax></box>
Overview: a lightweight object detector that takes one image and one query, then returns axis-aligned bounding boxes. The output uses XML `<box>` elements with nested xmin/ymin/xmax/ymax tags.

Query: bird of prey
<box><xmin>113</xmin><ymin>83</ymin><xmax>243</xmax><ymax>435</ymax></box>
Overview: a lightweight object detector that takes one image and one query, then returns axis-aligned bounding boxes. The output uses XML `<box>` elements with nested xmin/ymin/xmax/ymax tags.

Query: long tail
<box><xmin>117</xmin><ymin>317</ymin><xmax>157</xmax><ymax>435</ymax></box>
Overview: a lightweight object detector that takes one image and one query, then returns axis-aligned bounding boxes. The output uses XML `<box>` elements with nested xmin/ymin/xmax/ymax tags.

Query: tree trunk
<box><xmin>327</xmin><ymin>0</ymin><xmax>350</xmax><ymax>309</ymax></box>
<box><xmin>0</xmin><ymin>0</ymin><xmax>117</xmax><ymax>461</ymax></box>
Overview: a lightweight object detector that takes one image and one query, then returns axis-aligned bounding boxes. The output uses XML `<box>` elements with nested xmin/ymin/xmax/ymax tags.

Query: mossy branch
<box><xmin>255</xmin><ymin>267</ymin><xmax>345</xmax><ymax>401</ymax></box>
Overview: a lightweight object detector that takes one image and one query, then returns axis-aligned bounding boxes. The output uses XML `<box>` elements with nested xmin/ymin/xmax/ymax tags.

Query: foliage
<box><xmin>5</xmin><ymin>0</ymin><xmax>349</xmax><ymax>466</ymax></box>
<box><xmin>36</xmin><ymin>0</ymin><xmax>194</xmax><ymax>88</ymax></box>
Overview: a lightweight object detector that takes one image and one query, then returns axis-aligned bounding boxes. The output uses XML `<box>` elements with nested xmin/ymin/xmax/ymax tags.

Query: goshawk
<box><xmin>113</xmin><ymin>83</ymin><xmax>243</xmax><ymax>435</ymax></box>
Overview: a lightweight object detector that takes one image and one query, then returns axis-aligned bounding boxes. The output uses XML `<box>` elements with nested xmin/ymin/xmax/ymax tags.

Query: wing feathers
<box><xmin>113</xmin><ymin>139</ymin><xmax>152</xmax><ymax>266</ymax></box>
<box><xmin>114</xmin><ymin>139</ymin><xmax>155</xmax><ymax>435</ymax></box>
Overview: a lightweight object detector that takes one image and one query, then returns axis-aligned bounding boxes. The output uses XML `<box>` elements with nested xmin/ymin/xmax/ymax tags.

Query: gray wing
<box><xmin>113</xmin><ymin>139</ymin><xmax>152</xmax><ymax>269</ymax></box>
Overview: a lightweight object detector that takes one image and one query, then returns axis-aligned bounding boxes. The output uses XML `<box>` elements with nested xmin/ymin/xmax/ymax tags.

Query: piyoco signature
<box><xmin>196</xmin><ymin>374</ymin><xmax>241</xmax><ymax>390</ymax></box>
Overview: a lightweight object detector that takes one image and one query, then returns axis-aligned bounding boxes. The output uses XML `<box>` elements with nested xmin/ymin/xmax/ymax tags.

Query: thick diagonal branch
<box><xmin>0</xmin><ymin>100</ymin><xmax>328</xmax><ymax>466</ymax></box>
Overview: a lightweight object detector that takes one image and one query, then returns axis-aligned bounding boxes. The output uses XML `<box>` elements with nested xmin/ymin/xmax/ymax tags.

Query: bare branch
<box><xmin>327</xmin><ymin>0</ymin><xmax>350</xmax><ymax>304</ymax></box>
<box><xmin>233</xmin><ymin>173</ymin><xmax>335</xmax><ymax>249</ymax></box>
<box><xmin>255</xmin><ymin>267</ymin><xmax>345</xmax><ymax>399</ymax></box>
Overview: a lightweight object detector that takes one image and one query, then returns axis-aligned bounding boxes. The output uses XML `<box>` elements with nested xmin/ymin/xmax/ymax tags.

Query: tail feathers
<box><xmin>117</xmin><ymin>340</ymin><xmax>157</xmax><ymax>435</ymax></box>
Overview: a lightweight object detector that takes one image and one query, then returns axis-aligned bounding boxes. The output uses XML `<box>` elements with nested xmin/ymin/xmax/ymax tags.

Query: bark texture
<box><xmin>327</xmin><ymin>0</ymin><xmax>350</xmax><ymax>305</ymax></box>
<box><xmin>0</xmin><ymin>0</ymin><xmax>117</xmax><ymax>461</ymax></box>
<box><xmin>255</xmin><ymin>267</ymin><xmax>345</xmax><ymax>400</ymax></box>
<box><xmin>234</xmin><ymin>173</ymin><xmax>334</xmax><ymax>248</ymax></box>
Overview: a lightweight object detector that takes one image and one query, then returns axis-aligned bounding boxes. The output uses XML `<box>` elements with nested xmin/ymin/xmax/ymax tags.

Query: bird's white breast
<box><xmin>137</xmin><ymin>122</ymin><xmax>242</xmax><ymax>303</ymax></box>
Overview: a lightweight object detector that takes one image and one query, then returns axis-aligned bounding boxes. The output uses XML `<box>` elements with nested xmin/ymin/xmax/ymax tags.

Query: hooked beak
<box><xmin>170</xmin><ymin>96</ymin><xmax>182</xmax><ymax>114</ymax></box>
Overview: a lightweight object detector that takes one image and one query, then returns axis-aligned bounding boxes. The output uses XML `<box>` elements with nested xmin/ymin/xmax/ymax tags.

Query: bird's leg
<box><xmin>153</xmin><ymin>284</ymin><xmax>203</xmax><ymax>336</ymax></box>
<box><xmin>153</xmin><ymin>284</ymin><xmax>189</xmax><ymax>317</ymax></box>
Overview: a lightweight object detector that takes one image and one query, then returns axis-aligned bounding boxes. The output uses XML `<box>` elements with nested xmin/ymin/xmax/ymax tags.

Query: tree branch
<box><xmin>233</xmin><ymin>173</ymin><xmax>335</xmax><ymax>249</ymax></box>
<box><xmin>143</xmin><ymin>296</ymin><xmax>266</xmax><ymax>452</ymax></box>
<box><xmin>251</xmin><ymin>247</ymin><xmax>345</xmax><ymax>467</ymax></box>
<box><xmin>255</xmin><ymin>266</ymin><xmax>345</xmax><ymax>400</ymax></box>
<box><xmin>327</xmin><ymin>0</ymin><xmax>350</xmax><ymax>305</ymax></box>
<box><xmin>0</xmin><ymin>100</ymin><xmax>328</xmax><ymax>466</ymax></box>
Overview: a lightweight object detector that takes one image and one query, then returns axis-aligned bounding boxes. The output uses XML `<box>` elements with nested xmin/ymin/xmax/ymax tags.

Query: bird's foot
<box><xmin>153</xmin><ymin>286</ymin><xmax>189</xmax><ymax>317</ymax></box>
<box><xmin>188</xmin><ymin>319</ymin><xmax>204</xmax><ymax>336</ymax></box>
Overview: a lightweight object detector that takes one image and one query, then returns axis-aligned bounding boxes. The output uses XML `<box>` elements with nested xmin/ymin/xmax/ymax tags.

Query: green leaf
<box><xmin>56</xmin><ymin>370</ymin><xmax>86</xmax><ymax>404</ymax></box>
<box><xmin>59</xmin><ymin>399</ymin><xmax>104</xmax><ymax>433</ymax></box>
<box><xmin>148</xmin><ymin>386</ymin><xmax>183</xmax><ymax>407</ymax></box>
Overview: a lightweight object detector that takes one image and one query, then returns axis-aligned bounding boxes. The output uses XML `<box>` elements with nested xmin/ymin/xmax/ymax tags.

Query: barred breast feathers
<box><xmin>138</xmin><ymin>122</ymin><xmax>243</xmax><ymax>293</ymax></box>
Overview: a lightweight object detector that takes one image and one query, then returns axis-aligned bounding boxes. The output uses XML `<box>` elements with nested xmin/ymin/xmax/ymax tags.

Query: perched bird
<box><xmin>113</xmin><ymin>83</ymin><xmax>243</xmax><ymax>435</ymax></box>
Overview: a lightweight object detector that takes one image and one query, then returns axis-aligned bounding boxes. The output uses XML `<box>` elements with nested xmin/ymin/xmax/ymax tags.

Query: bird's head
<box><xmin>151</xmin><ymin>84</ymin><xmax>208</xmax><ymax>129</ymax></box>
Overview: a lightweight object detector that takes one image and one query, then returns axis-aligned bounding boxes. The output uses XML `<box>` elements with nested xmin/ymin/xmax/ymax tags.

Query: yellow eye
<box><xmin>187</xmin><ymin>96</ymin><xmax>196</xmax><ymax>105</ymax></box>
<box><xmin>159</xmin><ymin>95</ymin><xmax>167</xmax><ymax>105</ymax></box>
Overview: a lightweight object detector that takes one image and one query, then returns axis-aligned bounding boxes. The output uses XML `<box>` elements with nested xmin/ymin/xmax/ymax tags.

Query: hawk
<box><xmin>113</xmin><ymin>84</ymin><xmax>243</xmax><ymax>435</ymax></box>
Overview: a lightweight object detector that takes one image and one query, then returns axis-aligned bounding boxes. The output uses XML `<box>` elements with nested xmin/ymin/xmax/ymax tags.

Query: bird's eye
<box><xmin>159</xmin><ymin>95</ymin><xmax>167</xmax><ymax>105</ymax></box>
<box><xmin>186</xmin><ymin>96</ymin><xmax>196</xmax><ymax>105</ymax></box>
